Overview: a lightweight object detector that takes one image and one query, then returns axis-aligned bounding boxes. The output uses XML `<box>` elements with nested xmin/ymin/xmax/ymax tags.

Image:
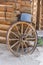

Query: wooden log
<box><xmin>6</xmin><ymin>12</ymin><xmax>15</xmax><ymax>18</ymax></box>
<box><xmin>0</xmin><ymin>24</ymin><xmax>10</xmax><ymax>31</ymax></box>
<box><xmin>15</xmin><ymin>3</ymin><xmax>21</xmax><ymax>9</ymax></box>
<box><xmin>39</xmin><ymin>0</ymin><xmax>43</xmax><ymax>30</ymax></box>
<box><xmin>20</xmin><ymin>6</ymin><xmax>31</xmax><ymax>13</ymax></box>
<box><xmin>6</xmin><ymin>7</ymin><xmax>14</xmax><ymax>12</ymax></box>
<box><xmin>0</xmin><ymin>1</ymin><xmax>14</xmax><ymax>5</ymax></box>
<box><xmin>0</xmin><ymin>37</ymin><xmax>6</xmax><ymax>41</ymax></box>
<box><xmin>0</xmin><ymin>30</ymin><xmax>7</xmax><ymax>37</ymax></box>
<box><xmin>0</xmin><ymin>12</ymin><xmax>5</xmax><ymax>17</ymax></box>
<box><xmin>0</xmin><ymin>6</ymin><xmax>5</xmax><ymax>12</ymax></box>
<box><xmin>0</xmin><ymin>19</ymin><xmax>11</xmax><ymax>25</ymax></box>
<box><xmin>0</xmin><ymin>36</ymin><xmax>6</xmax><ymax>43</ymax></box>
<box><xmin>32</xmin><ymin>0</ymin><xmax>38</xmax><ymax>29</ymax></box>
<box><xmin>0</xmin><ymin>5</ymin><xmax>14</xmax><ymax>12</ymax></box>
<box><xmin>0</xmin><ymin>18</ymin><xmax>17</xmax><ymax>25</ymax></box>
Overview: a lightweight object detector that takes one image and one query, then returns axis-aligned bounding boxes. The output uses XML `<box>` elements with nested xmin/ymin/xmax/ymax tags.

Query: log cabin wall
<box><xmin>0</xmin><ymin>0</ymin><xmax>31</xmax><ymax>43</ymax></box>
<box><xmin>0</xmin><ymin>2</ymin><xmax>15</xmax><ymax>43</ymax></box>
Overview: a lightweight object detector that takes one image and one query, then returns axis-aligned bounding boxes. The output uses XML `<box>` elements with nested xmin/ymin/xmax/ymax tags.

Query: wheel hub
<box><xmin>19</xmin><ymin>34</ymin><xmax>26</xmax><ymax>42</ymax></box>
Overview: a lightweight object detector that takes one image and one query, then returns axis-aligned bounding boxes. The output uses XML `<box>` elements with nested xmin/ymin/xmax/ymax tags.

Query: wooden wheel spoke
<box><xmin>21</xmin><ymin>43</ymin><xmax>24</xmax><ymax>53</ymax></box>
<box><xmin>25</xmin><ymin>40</ymin><xmax>34</xmax><ymax>47</ymax></box>
<box><xmin>16</xmin><ymin>25</ymin><xmax>21</xmax><ymax>35</ymax></box>
<box><xmin>23</xmin><ymin>41</ymin><xmax>27</xmax><ymax>48</ymax></box>
<box><xmin>11</xmin><ymin>41</ymin><xmax>19</xmax><ymax>48</ymax></box>
<box><xmin>9</xmin><ymin>38</ymin><xmax>19</xmax><ymax>41</ymax></box>
<box><xmin>26</xmin><ymin>37</ymin><xmax>35</xmax><ymax>41</ymax></box>
<box><xmin>21</xmin><ymin>24</ymin><xmax>23</xmax><ymax>34</ymax></box>
<box><xmin>11</xmin><ymin>31</ymin><xmax>19</xmax><ymax>38</ymax></box>
<box><xmin>17</xmin><ymin>44</ymin><xmax>20</xmax><ymax>52</ymax></box>
<box><xmin>24</xmin><ymin>26</ymin><xmax>29</xmax><ymax>35</ymax></box>
<box><xmin>25</xmin><ymin>29</ymin><xmax>32</xmax><ymax>38</ymax></box>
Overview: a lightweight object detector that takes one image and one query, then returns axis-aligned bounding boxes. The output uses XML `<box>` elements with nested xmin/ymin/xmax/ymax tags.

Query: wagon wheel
<box><xmin>7</xmin><ymin>21</ymin><xmax>37</xmax><ymax>57</ymax></box>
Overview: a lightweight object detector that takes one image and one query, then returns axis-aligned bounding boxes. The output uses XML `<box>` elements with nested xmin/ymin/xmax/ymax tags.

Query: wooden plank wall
<box><xmin>0</xmin><ymin>1</ymin><xmax>31</xmax><ymax>43</ymax></box>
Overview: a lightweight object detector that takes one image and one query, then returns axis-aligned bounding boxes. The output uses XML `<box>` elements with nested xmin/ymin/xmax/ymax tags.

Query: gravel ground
<box><xmin>0</xmin><ymin>44</ymin><xmax>43</xmax><ymax>65</ymax></box>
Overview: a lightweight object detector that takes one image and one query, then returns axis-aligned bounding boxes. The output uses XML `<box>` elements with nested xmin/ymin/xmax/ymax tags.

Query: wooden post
<box><xmin>32</xmin><ymin>0</ymin><xmax>38</xmax><ymax>30</ymax></box>
<box><xmin>39</xmin><ymin>0</ymin><xmax>43</xmax><ymax>30</ymax></box>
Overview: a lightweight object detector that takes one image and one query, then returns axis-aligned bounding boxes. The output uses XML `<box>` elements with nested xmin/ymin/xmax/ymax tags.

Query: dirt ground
<box><xmin>0</xmin><ymin>44</ymin><xmax>43</xmax><ymax>65</ymax></box>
